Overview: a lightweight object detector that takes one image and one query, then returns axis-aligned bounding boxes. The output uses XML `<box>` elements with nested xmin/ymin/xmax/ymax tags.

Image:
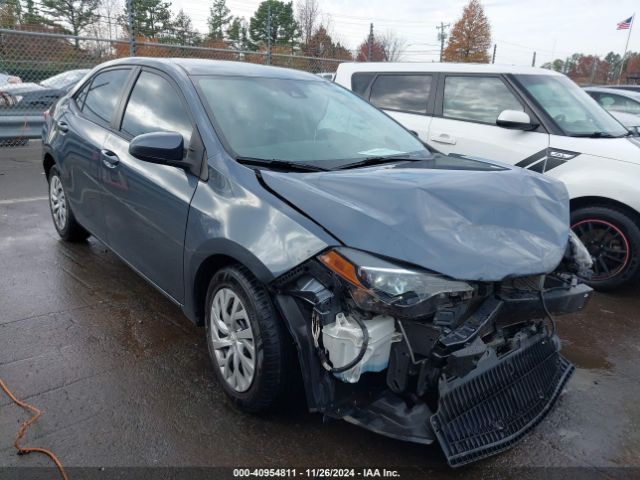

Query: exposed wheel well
<box><xmin>43</xmin><ymin>153</ymin><xmax>55</xmax><ymax>180</ymax></box>
<box><xmin>193</xmin><ymin>254</ymin><xmax>241</xmax><ymax>325</ymax></box>
<box><xmin>570</xmin><ymin>196</ymin><xmax>640</xmax><ymax>226</ymax></box>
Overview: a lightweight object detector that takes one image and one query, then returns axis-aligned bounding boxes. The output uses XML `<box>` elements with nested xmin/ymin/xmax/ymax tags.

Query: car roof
<box><xmin>99</xmin><ymin>57</ymin><xmax>321</xmax><ymax>81</ymax></box>
<box><xmin>597</xmin><ymin>84</ymin><xmax>640</xmax><ymax>89</ymax></box>
<box><xmin>335</xmin><ymin>62</ymin><xmax>565</xmax><ymax>76</ymax></box>
<box><xmin>584</xmin><ymin>86</ymin><xmax>640</xmax><ymax>99</ymax></box>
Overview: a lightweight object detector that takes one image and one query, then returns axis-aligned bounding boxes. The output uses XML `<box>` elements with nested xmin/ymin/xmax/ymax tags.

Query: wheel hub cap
<box><xmin>49</xmin><ymin>175</ymin><xmax>67</xmax><ymax>231</ymax></box>
<box><xmin>209</xmin><ymin>288</ymin><xmax>256</xmax><ymax>392</ymax></box>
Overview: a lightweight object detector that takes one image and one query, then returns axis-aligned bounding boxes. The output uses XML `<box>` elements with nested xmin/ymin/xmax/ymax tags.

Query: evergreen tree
<box><xmin>249</xmin><ymin>0</ymin><xmax>298</xmax><ymax>50</ymax></box>
<box><xmin>18</xmin><ymin>0</ymin><xmax>50</xmax><ymax>26</ymax></box>
<box><xmin>41</xmin><ymin>0</ymin><xmax>100</xmax><ymax>47</ymax></box>
<box><xmin>172</xmin><ymin>9</ymin><xmax>198</xmax><ymax>45</ymax></box>
<box><xmin>121</xmin><ymin>0</ymin><xmax>173</xmax><ymax>39</ymax></box>
<box><xmin>227</xmin><ymin>16</ymin><xmax>250</xmax><ymax>50</ymax></box>
<box><xmin>207</xmin><ymin>0</ymin><xmax>231</xmax><ymax>39</ymax></box>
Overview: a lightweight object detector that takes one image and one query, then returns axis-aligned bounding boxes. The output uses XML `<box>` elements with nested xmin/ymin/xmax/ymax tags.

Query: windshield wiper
<box><xmin>236</xmin><ymin>156</ymin><xmax>328</xmax><ymax>172</ymax></box>
<box><xmin>337</xmin><ymin>155</ymin><xmax>421</xmax><ymax>170</ymax></box>
<box><xmin>569</xmin><ymin>131</ymin><xmax>618</xmax><ymax>138</ymax></box>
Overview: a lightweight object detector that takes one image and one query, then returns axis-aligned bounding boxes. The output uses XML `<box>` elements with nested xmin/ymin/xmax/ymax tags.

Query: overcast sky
<box><xmin>171</xmin><ymin>0</ymin><xmax>639</xmax><ymax>65</ymax></box>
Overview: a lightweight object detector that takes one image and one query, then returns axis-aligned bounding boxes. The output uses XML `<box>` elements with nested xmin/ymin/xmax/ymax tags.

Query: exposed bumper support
<box><xmin>431</xmin><ymin>334</ymin><xmax>574</xmax><ymax>467</ymax></box>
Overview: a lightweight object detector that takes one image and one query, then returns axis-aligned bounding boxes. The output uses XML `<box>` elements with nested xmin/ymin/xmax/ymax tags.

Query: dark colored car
<box><xmin>42</xmin><ymin>58</ymin><xmax>592</xmax><ymax>467</ymax></box>
<box><xmin>0</xmin><ymin>69</ymin><xmax>89</xmax><ymax>144</ymax></box>
<box><xmin>0</xmin><ymin>69</ymin><xmax>90</xmax><ymax>109</ymax></box>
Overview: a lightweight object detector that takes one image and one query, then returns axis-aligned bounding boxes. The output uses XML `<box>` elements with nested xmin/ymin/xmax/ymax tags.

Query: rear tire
<box><xmin>571</xmin><ymin>205</ymin><xmax>640</xmax><ymax>290</ymax></box>
<box><xmin>48</xmin><ymin>166</ymin><xmax>90</xmax><ymax>242</ymax></box>
<box><xmin>204</xmin><ymin>265</ymin><xmax>293</xmax><ymax>413</ymax></box>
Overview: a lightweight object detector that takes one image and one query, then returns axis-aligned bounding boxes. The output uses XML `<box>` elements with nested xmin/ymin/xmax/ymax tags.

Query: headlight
<box><xmin>318</xmin><ymin>248</ymin><xmax>474</xmax><ymax>315</ymax></box>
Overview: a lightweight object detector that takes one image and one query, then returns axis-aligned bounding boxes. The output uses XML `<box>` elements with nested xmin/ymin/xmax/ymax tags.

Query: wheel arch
<box><xmin>43</xmin><ymin>151</ymin><xmax>56</xmax><ymax>180</ymax></box>
<box><xmin>570</xmin><ymin>196</ymin><xmax>640</xmax><ymax>226</ymax></box>
<box><xmin>184</xmin><ymin>242</ymin><xmax>277</xmax><ymax>326</ymax></box>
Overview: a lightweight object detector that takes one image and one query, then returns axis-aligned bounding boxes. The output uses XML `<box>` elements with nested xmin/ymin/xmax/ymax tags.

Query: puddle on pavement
<box><xmin>561</xmin><ymin>342</ymin><xmax>613</xmax><ymax>371</ymax></box>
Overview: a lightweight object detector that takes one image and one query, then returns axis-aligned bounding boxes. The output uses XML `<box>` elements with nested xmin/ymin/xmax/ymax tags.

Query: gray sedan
<box><xmin>42</xmin><ymin>57</ymin><xmax>592</xmax><ymax>467</ymax></box>
<box><xmin>584</xmin><ymin>86</ymin><xmax>640</xmax><ymax>134</ymax></box>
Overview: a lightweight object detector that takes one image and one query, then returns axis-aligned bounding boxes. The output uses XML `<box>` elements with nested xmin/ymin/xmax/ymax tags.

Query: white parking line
<box><xmin>0</xmin><ymin>196</ymin><xmax>48</xmax><ymax>205</ymax></box>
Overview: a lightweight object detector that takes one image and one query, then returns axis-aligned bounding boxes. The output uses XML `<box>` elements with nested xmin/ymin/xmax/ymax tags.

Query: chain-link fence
<box><xmin>0</xmin><ymin>27</ymin><xmax>347</xmax><ymax>147</ymax></box>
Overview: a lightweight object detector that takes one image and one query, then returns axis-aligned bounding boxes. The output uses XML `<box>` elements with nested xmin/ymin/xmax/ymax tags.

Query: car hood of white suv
<box><xmin>261</xmin><ymin>155</ymin><xmax>571</xmax><ymax>282</ymax></box>
<box><xmin>552</xmin><ymin>135</ymin><xmax>640</xmax><ymax>166</ymax></box>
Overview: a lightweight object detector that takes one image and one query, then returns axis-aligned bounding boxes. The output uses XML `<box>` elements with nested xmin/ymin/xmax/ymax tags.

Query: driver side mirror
<box><xmin>496</xmin><ymin>110</ymin><xmax>538</xmax><ymax>131</ymax></box>
<box><xmin>129</xmin><ymin>131</ymin><xmax>185</xmax><ymax>166</ymax></box>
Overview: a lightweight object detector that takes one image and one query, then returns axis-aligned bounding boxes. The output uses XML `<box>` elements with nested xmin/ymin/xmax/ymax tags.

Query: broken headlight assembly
<box><xmin>318</xmin><ymin>248</ymin><xmax>475</xmax><ymax>317</ymax></box>
<box><xmin>274</xmin><ymin>238</ymin><xmax>592</xmax><ymax>467</ymax></box>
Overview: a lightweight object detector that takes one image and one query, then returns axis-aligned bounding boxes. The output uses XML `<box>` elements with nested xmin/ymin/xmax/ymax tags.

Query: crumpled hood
<box><xmin>261</xmin><ymin>157</ymin><xmax>571</xmax><ymax>281</ymax></box>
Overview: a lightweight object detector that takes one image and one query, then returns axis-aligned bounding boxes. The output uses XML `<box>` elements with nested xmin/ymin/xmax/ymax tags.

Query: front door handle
<box><xmin>57</xmin><ymin>120</ymin><xmax>69</xmax><ymax>133</ymax></box>
<box><xmin>429</xmin><ymin>132</ymin><xmax>457</xmax><ymax>145</ymax></box>
<box><xmin>100</xmin><ymin>149</ymin><xmax>120</xmax><ymax>168</ymax></box>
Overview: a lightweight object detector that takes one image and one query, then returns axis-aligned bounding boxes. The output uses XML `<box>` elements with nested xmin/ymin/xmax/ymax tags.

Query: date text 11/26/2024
<box><xmin>233</xmin><ymin>469</ymin><xmax>401</xmax><ymax>477</ymax></box>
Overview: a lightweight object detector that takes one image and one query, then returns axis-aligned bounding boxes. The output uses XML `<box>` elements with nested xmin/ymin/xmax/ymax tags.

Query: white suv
<box><xmin>335</xmin><ymin>63</ymin><xmax>640</xmax><ymax>290</ymax></box>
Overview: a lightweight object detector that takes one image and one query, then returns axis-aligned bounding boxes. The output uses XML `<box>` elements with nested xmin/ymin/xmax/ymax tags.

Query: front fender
<box><xmin>182</xmin><ymin>163</ymin><xmax>336</xmax><ymax>323</ymax></box>
<box><xmin>547</xmin><ymin>154</ymin><xmax>640</xmax><ymax>215</ymax></box>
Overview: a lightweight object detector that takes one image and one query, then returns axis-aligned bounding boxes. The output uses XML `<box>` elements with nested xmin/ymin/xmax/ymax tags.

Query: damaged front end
<box><xmin>273</xmin><ymin>237</ymin><xmax>592</xmax><ymax>467</ymax></box>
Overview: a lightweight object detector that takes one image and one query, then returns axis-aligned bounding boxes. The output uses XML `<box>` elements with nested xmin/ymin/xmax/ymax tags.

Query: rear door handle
<box><xmin>57</xmin><ymin>120</ymin><xmax>69</xmax><ymax>133</ymax></box>
<box><xmin>429</xmin><ymin>132</ymin><xmax>457</xmax><ymax>145</ymax></box>
<box><xmin>100</xmin><ymin>149</ymin><xmax>120</xmax><ymax>168</ymax></box>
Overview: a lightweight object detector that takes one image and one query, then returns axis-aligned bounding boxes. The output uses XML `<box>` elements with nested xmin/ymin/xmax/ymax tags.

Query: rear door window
<box><xmin>120</xmin><ymin>70</ymin><xmax>192</xmax><ymax>142</ymax></box>
<box><xmin>81</xmin><ymin>69</ymin><xmax>130</xmax><ymax>127</ymax></box>
<box><xmin>351</xmin><ymin>73</ymin><xmax>375</xmax><ymax>97</ymax></box>
<box><xmin>443</xmin><ymin>76</ymin><xmax>523</xmax><ymax>124</ymax></box>
<box><xmin>74</xmin><ymin>81</ymin><xmax>90</xmax><ymax>110</ymax></box>
<box><xmin>369</xmin><ymin>74</ymin><xmax>432</xmax><ymax>114</ymax></box>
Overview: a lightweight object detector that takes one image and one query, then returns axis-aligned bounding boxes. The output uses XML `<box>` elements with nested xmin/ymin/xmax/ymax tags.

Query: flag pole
<box><xmin>618</xmin><ymin>13</ymin><xmax>635</xmax><ymax>83</ymax></box>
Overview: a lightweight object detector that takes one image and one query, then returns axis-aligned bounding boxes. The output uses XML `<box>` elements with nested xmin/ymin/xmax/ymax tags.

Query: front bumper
<box><xmin>431</xmin><ymin>333</ymin><xmax>574</xmax><ymax>467</ymax></box>
<box><xmin>274</xmin><ymin>265</ymin><xmax>589</xmax><ymax>467</ymax></box>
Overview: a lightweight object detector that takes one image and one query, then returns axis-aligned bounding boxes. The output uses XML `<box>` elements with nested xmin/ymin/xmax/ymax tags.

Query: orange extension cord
<box><xmin>0</xmin><ymin>378</ymin><xmax>68</xmax><ymax>480</ymax></box>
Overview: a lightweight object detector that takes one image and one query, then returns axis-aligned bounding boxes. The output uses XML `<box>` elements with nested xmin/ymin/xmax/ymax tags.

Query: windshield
<box><xmin>515</xmin><ymin>74</ymin><xmax>628</xmax><ymax>137</ymax></box>
<box><xmin>195</xmin><ymin>75</ymin><xmax>428</xmax><ymax>166</ymax></box>
<box><xmin>40</xmin><ymin>70</ymin><xmax>87</xmax><ymax>90</ymax></box>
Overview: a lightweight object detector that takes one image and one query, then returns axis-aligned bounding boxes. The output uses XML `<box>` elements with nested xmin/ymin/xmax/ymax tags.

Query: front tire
<box><xmin>205</xmin><ymin>265</ymin><xmax>292</xmax><ymax>412</ymax></box>
<box><xmin>571</xmin><ymin>205</ymin><xmax>640</xmax><ymax>290</ymax></box>
<box><xmin>48</xmin><ymin>166</ymin><xmax>90</xmax><ymax>242</ymax></box>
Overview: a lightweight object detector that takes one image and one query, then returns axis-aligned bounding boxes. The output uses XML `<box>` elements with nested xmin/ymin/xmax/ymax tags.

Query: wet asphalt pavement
<box><xmin>1</xmin><ymin>142</ymin><xmax>639</xmax><ymax>479</ymax></box>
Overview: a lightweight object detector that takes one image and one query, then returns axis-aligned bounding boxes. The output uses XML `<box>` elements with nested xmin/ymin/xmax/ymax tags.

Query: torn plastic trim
<box><xmin>342</xmin><ymin>391</ymin><xmax>436</xmax><ymax>444</ymax></box>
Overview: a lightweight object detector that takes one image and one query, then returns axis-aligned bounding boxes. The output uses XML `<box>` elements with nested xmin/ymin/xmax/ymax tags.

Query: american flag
<box><xmin>617</xmin><ymin>16</ymin><xmax>633</xmax><ymax>30</ymax></box>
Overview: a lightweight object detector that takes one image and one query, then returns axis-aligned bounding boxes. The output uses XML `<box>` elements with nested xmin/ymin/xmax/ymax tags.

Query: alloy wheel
<box><xmin>572</xmin><ymin>219</ymin><xmax>630</xmax><ymax>281</ymax></box>
<box><xmin>209</xmin><ymin>288</ymin><xmax>256</xmax><ymax>392</ymax></box>
<box><xmin>49</xmin><ymin>175</ymin><xmax>67</xmax><ymax>231</ymax></box>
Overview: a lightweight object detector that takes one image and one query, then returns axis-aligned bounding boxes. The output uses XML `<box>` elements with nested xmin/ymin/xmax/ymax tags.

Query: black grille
<box><xmin>430</xmin><ymin>336</ymin><xmax>574</xmax><ymax>467</ymax></box>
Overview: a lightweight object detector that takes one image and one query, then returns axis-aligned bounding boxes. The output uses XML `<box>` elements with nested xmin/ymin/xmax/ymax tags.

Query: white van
<box><xmin>335</xmin><ymin>63</ymin><xmax>640</xmax><ymax>290</ymax></box>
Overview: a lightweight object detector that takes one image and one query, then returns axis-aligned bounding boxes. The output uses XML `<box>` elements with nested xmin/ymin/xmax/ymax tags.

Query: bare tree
<box><xmin>83</xmin><ymin>0</ymin><xmax>123</xmax><ymax>58</ymax></box>
<box><xmin>296</xmin><ymin>0</ymin><xmax>320</xmax><ymax>45</ymax></box>
<box><xmin>100</xmin><ymin>0</ymin><xmax>122</xmax><ymax>40</ymax></box>
<box><xmin>380</xmin><ymin>30</ymin><xmax>407</xmax><ymax>61</ymax></box>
